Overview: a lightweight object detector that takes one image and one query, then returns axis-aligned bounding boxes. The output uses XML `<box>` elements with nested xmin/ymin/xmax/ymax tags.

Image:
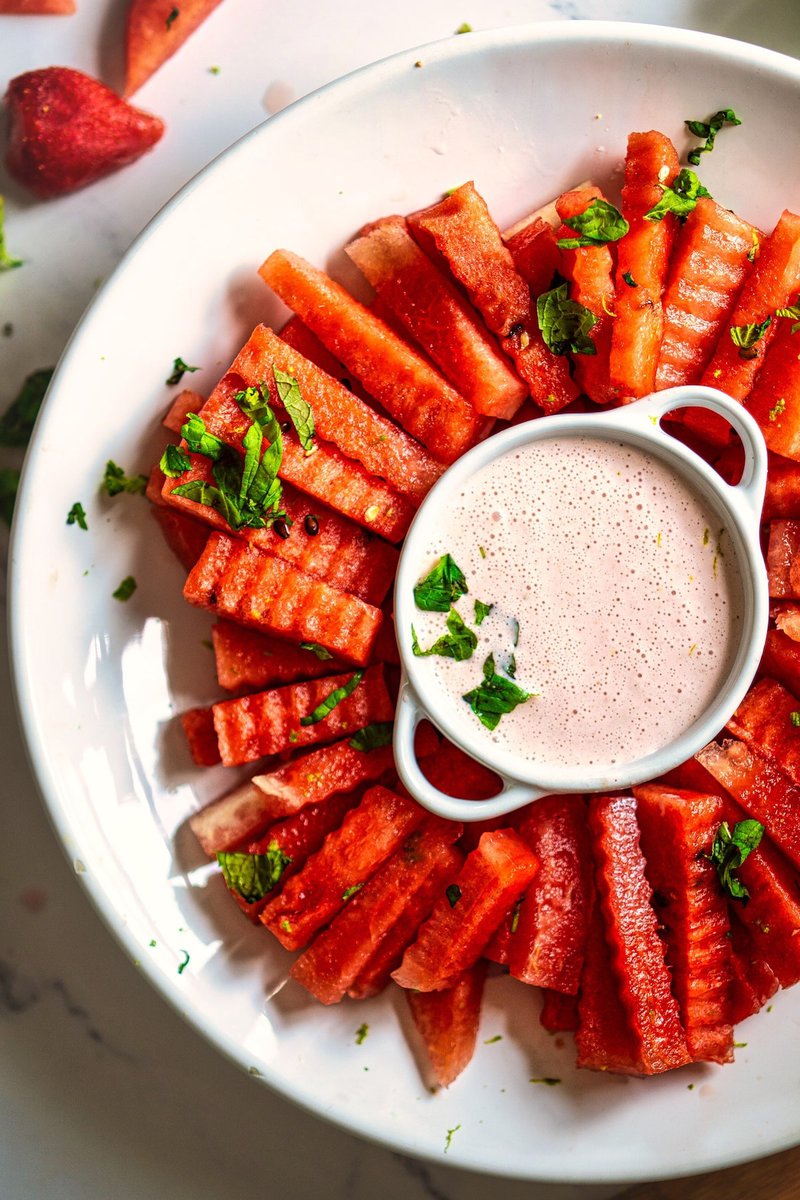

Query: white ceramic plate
<box><xmin>10</xmin><ymin>22</ymin><xmax>800</xmax><ymax>1183</ymax></box>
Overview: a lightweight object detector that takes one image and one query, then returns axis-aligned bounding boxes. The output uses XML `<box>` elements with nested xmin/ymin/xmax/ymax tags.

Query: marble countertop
<box><xmin>2</xmin><ymin>3</ymin><xmax>800</xmax><ymax>1198</ymax></box>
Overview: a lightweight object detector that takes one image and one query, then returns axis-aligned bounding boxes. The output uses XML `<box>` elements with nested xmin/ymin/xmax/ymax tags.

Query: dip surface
<box><xmin>410</xmin><ymin>434</ymin><xmax>744</xmax><ymax>774</ymax></box>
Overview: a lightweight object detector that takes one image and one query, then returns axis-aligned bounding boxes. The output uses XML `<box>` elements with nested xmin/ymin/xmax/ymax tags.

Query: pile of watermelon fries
<box><xmin>142</xmin><ymin>125</ymin><xmax>800</xmax><ymax>1086</ymax></box>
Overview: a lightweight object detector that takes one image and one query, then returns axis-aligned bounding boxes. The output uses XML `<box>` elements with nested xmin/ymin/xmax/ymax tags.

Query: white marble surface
<box><xmin>1</xmin><ymin>3</ymin><xmax>800</xmax><ymax>1198</ymax></box>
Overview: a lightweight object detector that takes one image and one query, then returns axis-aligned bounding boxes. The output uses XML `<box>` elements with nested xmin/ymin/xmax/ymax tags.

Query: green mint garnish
<box><xmin>685</xmin><ymin>109</ymin><xmax>741</xmax><ymax>165</ymax></box>
<box><xmin>342</xmin><ymin>883</ymin><xmax>364</xmax><ymax>901</ymax></box>
<box><xmin>413</xmin><ymin>553</ymin><xmax>468</xmax><ymax>612</ymax></box>
<box><xmin>730</xmin><ymin>317</ymin><xmax>771</xmax><ymax>359</ymax></box>
<box><xmin>446</xmin><ymin>884</ymin><xmax>462</xmax><ymax>908</ymax></box>
<box><xmin>791</xmin><ymin>711</ymin><xmax>800</xmax><ymax>727</ymax></box>
<box><xmin>165</xmin><ymin>6</ymin><xmax>179</xmax><ymax>29</ymax></box>
<box><xmin>622</xmin><ymin>271</ymin><xmax>637</xmax><ymax>287</ymax></box>
<box><xmin>180</xmin><ymin>413</ymin><xmax>225</xmax><ymax>460</ymax></box>
<box><xmin>536</xmin><ymin>282</ymin><xmax>597</xmax><ymax>356</ymax></box>
<box><xmin>177</xmin><ymin>950</ymin><xmax>190</xmax><ymax>974</ymax></box>
<box><xmin>412</xmin><ymin>607</ymin><xmax>478</xmax><ymax>662</ymax></box>
<box><xmin>776</xmin><ymin>303</ymin><xmax>800</xmax><ymax>334</ymax></box>
<box><xmin>0</xmin><ymin>196</ymin><xmax>22</xmax><ymax>272</ymax></box>
<box><xmin>273</xmin><ymin>366</ymin><xmax>316</xmax><ymax>455</ymax></box>
<box><xmin>113</xmin><ymin>576</ymin><xmax>137</xmax><ymax>602</ymax></box>
<box><xmin>355</xmin><ymin>1022</ymin><xmax>369</xmax><ymax>1044</ymax></box>
<box><xmin>217</xmin><ymin>843</ymin><xmax>291</xmax><ymax>903</ymax></box>
<box><xmin>348</xmin><ymin>722</ymin><xmax>393</xmax><ymax>751</ymax></box>
<box><xmin>300</xmin><ymin>671</ymin><xmax>363</xmax><ymax>726</ymax></box>
<box><xmin>160</xmin><ymin>444</ymin><xmax>192</xmax><ymax>477</ymax></box>
<box><xmin>707</xmin><ymin>819</ymin><xmax>764</xmax><ymax>903</ymax></box>
<box><xmin>166</xmin><ymin>355</ymin><xmax>199</xmax><ymax>385</ymax></box>
<box><xmin>299</xmin><ymin>641</ymin><xmax>333</xmax><ymax>660</ymax></box>
<box><xmin>644</xmin><ymin>168</ymin><xmax>710</xmax><ymax>223</ymax></box>
<box><xmin>556</xmin><ymin>198</ymin><xmax>629</xmax><ymax>249</ymax></box>
<box><xmin>66</xmin><ymin>502</ymin><xmax>88</xmax><ymax>530</ymax></box>
<box><xmin>463</xmin><ymin>653</ymin><xmax>532</xmax><ymax>731</ymax></box>
<box><xmin>474</xmin><ymin>599</ymin><xmax>493</xmax><ymax>626</ymax></box>
<box><xmin>102</xmin><ymin>460</ymin><xmax>147</xmax><ymax>497</ymax></box>
<box><xmin>0</xmin><ymin>368</ymin><xmax>53</xmax><ymax>446</ymax></box>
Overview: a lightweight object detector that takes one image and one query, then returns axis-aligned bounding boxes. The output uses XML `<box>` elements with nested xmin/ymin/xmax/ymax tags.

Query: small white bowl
<box><xmin>394</xmin><ymin>386</ymin><xmax>768</xmax><ymax>821</ymax></box>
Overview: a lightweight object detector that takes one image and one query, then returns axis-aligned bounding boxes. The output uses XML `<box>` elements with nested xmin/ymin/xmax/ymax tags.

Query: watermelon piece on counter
<box><xmin>554</xmin><ymin>186</ymin><xmax>617</xmax><ymax>406</ymax></box>
<box><xmin>656</xmin><ymin>197</ymin><xmax>758</xmax><ymax>390</ymax></box>
<box><xmin>124</xmin><ymin>0</ymin><xmax>224</xmax><ymax>95</ymax></box>
<box><xmin>758</xmin><ymin>627</ymin><xmax>800</xmax><ymax>696</ymax></box>
<box><xmin>766</xmin><ymin>520</ymin><xmax>800</xmax><ymax>599</ymax></box>
<box><xmin>249</xmin><ymin>735</ymin><xmax>396</xmax><ymax>822</ymax></box>
<box><xmin>348</xmin><ymin>844</ymin><xmax>465</xmax><ymax>999</ymax></box>
<box><xmin>700</xmin><ymin>208</ymin><xmax>800</xmax><ymax>400</ymax></box>
<box><xmin>575</xmin><ymin>903</ymin><xmax>646</xmax><ymax>1076</ymax></box>
<box><xmin>180</xmin><ymin>705</ymin><xmax>222</xmax><ymax>767</ymax></box>
<box><xmin>163</xmin><ymin>451</ymin><xmax>397</xmax><ymax>605</ymax></box>
<box><xmin>633</xmin><ymin>784</ymin><xmax>734</xmax><ymax>1064</ymax></box>
<box><xmin>230</xmin><ymin>323</ymin><xmax>445</xmax><ymax>503</ymax></box>
<box><xmin>211</xmin><ymin>621</ymin><xmax>347</xmax><ymax>691</ymax></box>
<box><xmin>198</xmin><ymin>371</ymin><xmax>413</xmax><ymax>543</ymax></box>
<box><xmin>391</xmin><ymin>829</ymin><xmax>538</xmax><ymax>992</ymax></box>
<box><xmin>211</xmin><ymin>663</ymin><xmax>393</xmax><ymax>766</ymax></box>
<box><xmin>183</xmin><ymin>532</ymin><xmax>383</xmax><ymax>667</ymax></box>
<box><xmin>589</xmin><ymin>793</ymin><xmax>691</xmax><ymax>1073</ymax></box>
<box><xmin>507</xmin><ymin>794</ymin><xmax>594</xmax><ymax>994</ymax></box>
<box><xmin>258</xmin><ymin>250</ymin><xmax>485</xmax><ymax>464</ymax></box>
<box><xmin>539</xmin><ymin>988</ymin><xmax>579</xmax><ymax>1033</ymax></box>
<box><xmin>408</xmin><ymin>182</ymin><xmax>578</xmax><ymax>413</ymax></box>
<box><xmin>609</xmin><ymin>130</ymin><xmax>681</xmax><ymax>401</ymax></box>
<box><xmin>406</xmin><ymin>961</ymin><xmax>488</xmax><ymax>1088</ymax></box>
<box><xmin>290</xmin><ymin>817</ymin><xmax>464</xmax><ymax>1004</ymax></box>
<box><xmin>260</xmin><ymin>786</ymin><xmax>426</xmax><ymax>950</ymax></box>
<box><xmin>346</xmin><ymin>216</ymin><xmax>527</xmax><ymax>420</ymax></box>
<box><xmin>746</xmin><ymin>309</ymin><xmax>800</xmax><ymax>459</ymax></box>
<box><xmin>696</xmin><ymin>737</ymin><xmax>800</xmax><ymax>871</ymax></box>
<box><xmin>151</xmin><ymin>504</ymin><xmax>209</xmax><ymax>571</ymax></box>
<box><xmin>726</xmin><ymin>677</ymin><xmax>800</xmax><ymax>784</ymax></box>
<box><xmin>5</xmin><ymin>67</ymin><xmax>164</xmax><ymax>198</ymax></box>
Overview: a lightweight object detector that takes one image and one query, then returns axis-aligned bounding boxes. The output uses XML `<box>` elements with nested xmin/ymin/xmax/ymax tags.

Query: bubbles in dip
<box><xmin>411</xmin><ymin>435</ymin><xmax>744</xmax><ymax>774</ymax></box>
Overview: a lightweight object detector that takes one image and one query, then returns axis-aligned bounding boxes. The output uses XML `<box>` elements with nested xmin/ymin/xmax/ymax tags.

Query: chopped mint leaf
<box><xmin>730</xmin><ymin>317</ymin><xmax>771</xmax><ymax>359</ymax></box>
<box><xmin>536</xmin><ymin>282</ymin><xmax>597</xmax><ymax>356</ymax></box>
<box><xmin>483</xmin><ymin>1035</ymin><xmax>502</xmax><ymax>1044</ymax></box>
<box><xmin>0</xmin><ymin>468</ymin><xmax>20</xmax><ymax>525</ymax></box>
<box><xmin>342</xmin><ymin>883</ymin><xmax>364</xmax><ymax>901</ymax></box>
<box><xmin>300</xmin><ymin>671</ymin><xmax>363</xmax><ymax>726</ymax></box>
<box><xmin>446</xmin><ymin>884</ymin><xmax>462</xmax><ymax>908</ymax></box>
<box><xmin>510</xmin><ymin>897</ymin><xmax>522</xmax><ymax>933</ymax></box>
<box><xmin>166</xmin><ymin>355</ymin><xmax>198</xmax><ymax>385</ymax></box>
<box><xmin>160</xmin><ymin>444</ymin><xmax>192</xmax><ymax>477</ymax></box>
<box><xmin>708</xmin><ymin>818</ymin><xmax>764</xmax><ymax>903</ymax></box>
<box><xmin>66</xmin><ymin>502</ymin><xmax>87</xmax><ymax>530</ymax></box>
<box><xmin>507</xmin><ymin>652</ymin><xmax>517</xmax><ymax>679</ymax></box>
<box><xmin>209</xmin><ymin>65</ymin><xmax>221</xmax><ymax>75</ymax></box>
<box><xmin>166</xmin><ymin>6</ymin><xmax>179</xmax><ymax>29</ymax></box>
<box><xmin>414</xmin><ymin>553</ymin><xmax>468</xmax><ymax>611</ymax></box>
<box><xmin>177</xmin><ymin>950</ymin><xmax>190</xmax><ymax>974</ymax></box>
<box><xmin>113</xmin><ymin>576</ymin><xmax>137</xmax><ymax>602</ymax></box>
<box><xmin>474</xmin><ymin>599</ymin><xmax>493</xmax><ymax>626</ymax></box>
<box><xmin>776</xmin><ymin>302</ymin><xmax>800</xmax><ymax>334</ymax></box>
<box><xmin>180</xmin><ymin>413</ymin><xmax>225</xmax><ymax>460</ymax></box>
<box><xmin>530</xmin><ymin>1077</ymin><xmax>561</xmax><ymax>1086</ymax></box>
<box><xmin>0</xmin><ymin>196</ymin><xmax>22</xmax><ymax>272</ymax></box>
<box><xmin>556</xmin><ymin>198</ymin><xmax>629</xmax><ymax>249</ymax></box>
<box><xmin>273</xmin><ymin>366</ymin><xmax>316</xmax><ymax>455</ymax></box>
<box><xmin>217</xmin><ymin>843</ymin><xmax>291</xmax><ymax>902</ymax></box>
<box><xmin>622</xmin><ymin>271</ymin><xmax>637</xmax><ymax>287</ymax></box>
<box><xmin>299</xmin><ymin>641</ymin><xmax>333</xmax><ymax>660</ymax></box>
<box><xmin>355</xmin><ymin>1022</ymin><xmax>369</xmax><ymax>1044</ymax></box>
<box><xmin>102</xmin><ymin>460</ymin><xmax>147</xmax><ymax>497</ymax></box>
<box><xmin>644</xmin><ymin>168</ymin><xmax>710</xmax><ymax>223</ymax></box>
<box><xmin>454</xmin><ymin>22</ymin><xmax>472</xmax><ymax>33</ymax></box>
<box><xmin>0</xmin><ymin>368</ymin><xmax>53</xmax><ymax>446</ymax></box>
<box><xmin>463</xmin><ymin>653</ymin><xmax>532</xmax><ymax>731</ymax></box>
<box><xmin>685</xmin><ymin>109</ymin><xmax>741</xmax><ymax>165</ymax></box>
<box><xmin>349</xmin><ymin>722</ymin><xmax>394</xmax><ymax>751</ymax></box>
<box><xmin>412</xmin><ymin>607</ymin><xmax>478</xmax><ymax>662</ymax></box>
<box><xmin>444</xmin><ymin>1125</ymin><xmax>461</xmax><ymax>1153</ymax></box>
<box><xmin>511</xmin><ymin>617</ymin><xmax>520</xmax><ymax>647</ymax></box>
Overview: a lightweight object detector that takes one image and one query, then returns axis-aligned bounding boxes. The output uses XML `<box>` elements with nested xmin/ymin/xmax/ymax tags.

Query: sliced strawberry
<box><xmin>406</xmin><ymin>962</ymin><xmax>487</xmax><ymax>1088</ymax></box>
<box><xmin>391</xmin><ymin>829</ymin><xmax>538</xmax><ymax>992</ymax></box>
<box><xmin>507</xmin><ymin>794</ymin><xmax>594</xmax><ymax>994</ymax></box>
<box><xmin>125</xmin><ymin>0</ymin><xmax>224</xmax><ymax>96</ymax></box>
<box><xmin>260</xmin><ymin>786</ymin><xmax>426</xmax><ymax>951</ymax></box>
<box><xmin>290</xmin><ymin>818</ymin><xmax>463</xmax><ymax>1004</ymax></box>
<box><xmin>589</xmin><ymin>793</ymin><xmax>691</xmax><ymax>1073</ymax></box>
<box><xmin>5</xmin><ymin>67</ymin><xmax>164</xmax><ymax>198</ymax></box>
<box><xmin>633</xmin><ymin>784</ymin><xmax>734</xmax><ymax>1064</ymax></box>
